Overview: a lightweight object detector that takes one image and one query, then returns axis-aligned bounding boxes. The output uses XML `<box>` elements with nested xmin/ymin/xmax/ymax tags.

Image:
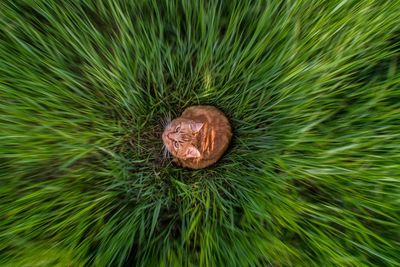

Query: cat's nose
<box><xmin>168</xmin><ymin>132</ymin><xmax>180</xmax><ymax>141</ymax></box>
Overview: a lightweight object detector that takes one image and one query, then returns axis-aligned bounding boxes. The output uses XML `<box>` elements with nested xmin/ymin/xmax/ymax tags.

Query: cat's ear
<box><xmin>185</xmin><ymin>145</ymin><xmax>201</xmax><ymax>158</ymax></box>
<box><xmin>190</xmin><ymin>122</ymin><xmax>204</xmax><ymax>133</ymax></box>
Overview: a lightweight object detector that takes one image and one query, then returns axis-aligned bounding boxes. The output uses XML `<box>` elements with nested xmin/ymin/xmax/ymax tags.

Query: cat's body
<box><xmin>162</xmin><ymin>105</ymin><xmax>232</xmax><ymax>169</ymax></box>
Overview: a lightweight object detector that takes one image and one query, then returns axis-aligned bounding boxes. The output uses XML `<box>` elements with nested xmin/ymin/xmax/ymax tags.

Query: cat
<box><xmin>162</xmin><ymin>105</ymin><xmax>232</xmax><ymax>169</ymax></box>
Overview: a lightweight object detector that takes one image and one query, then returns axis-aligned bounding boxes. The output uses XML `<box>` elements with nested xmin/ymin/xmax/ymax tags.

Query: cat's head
<box><xmin>162</xmin><ymin>118</ymin><xmax>204</xmax><ymax>159</ymax></box>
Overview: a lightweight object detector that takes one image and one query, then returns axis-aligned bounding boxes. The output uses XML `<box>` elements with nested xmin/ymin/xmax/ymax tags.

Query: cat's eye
<box><xmin>175</xmin><ymin>125</ymin><xmax>181</xmax><ymax>132</ymax></box>
<box><xmin>173</xmin><ymin>141</ymin><xmax>179</xmax><ymax>149</ymax></box>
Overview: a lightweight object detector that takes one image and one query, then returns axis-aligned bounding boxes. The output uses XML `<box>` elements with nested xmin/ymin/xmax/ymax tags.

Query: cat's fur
<box><xmin>162</xmin><ymin>105</ymin><xmax>232</xmax><ymax>169</ymax></box>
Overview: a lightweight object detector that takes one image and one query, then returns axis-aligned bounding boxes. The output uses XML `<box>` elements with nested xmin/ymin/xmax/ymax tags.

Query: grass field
<box><xmin>1</xmin><ymin>0</ymin><xmax>399</xmax><ymax>266</ymax></box>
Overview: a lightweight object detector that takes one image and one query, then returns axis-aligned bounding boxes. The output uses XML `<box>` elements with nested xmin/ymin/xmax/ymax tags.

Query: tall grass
<box><xmin>1</xmin><ymin>0</ymin><xmax>399</xmax><ymax>266</ymax></box>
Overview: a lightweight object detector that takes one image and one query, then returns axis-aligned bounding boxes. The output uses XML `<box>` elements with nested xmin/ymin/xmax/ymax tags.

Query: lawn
<box><xmin>1</xmin><ymin>0</ymin><xmax>399</xmax><ymax>266</ymax></box>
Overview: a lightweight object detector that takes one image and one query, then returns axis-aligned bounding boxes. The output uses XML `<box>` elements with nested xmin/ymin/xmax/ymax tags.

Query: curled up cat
<box><xmin>162</xmin><ymin>105</ymin><xmax>232</xmax><ymax>169</ymax></box>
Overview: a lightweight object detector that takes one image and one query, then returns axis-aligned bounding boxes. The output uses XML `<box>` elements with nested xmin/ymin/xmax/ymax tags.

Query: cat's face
<box><xmin>162</xmin><ymin>118</ymin><xmax>204</xmax><ymax>159</ymax></box>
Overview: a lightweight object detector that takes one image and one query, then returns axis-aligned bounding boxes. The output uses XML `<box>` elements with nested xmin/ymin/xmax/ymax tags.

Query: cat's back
<box><xmin>180</xmin><ymin>105</ymin><xmax>232</xmax><ymax>169</ymax></box>
<box><xmin>182</xmin><ymin>105</ymin><xmax>229</xmax><ymax>124</ymax></box>
<box><xmin>182</xmin><ymin>105</ymin><xmax>231</xmax><ymax>138</ymax></box>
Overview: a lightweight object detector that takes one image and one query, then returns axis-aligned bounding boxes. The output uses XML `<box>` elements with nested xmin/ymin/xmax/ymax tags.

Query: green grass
<box><xmin>1</xmin><ymin>0</ymin><xmax>399</xmax><ymax>266</ymax></box>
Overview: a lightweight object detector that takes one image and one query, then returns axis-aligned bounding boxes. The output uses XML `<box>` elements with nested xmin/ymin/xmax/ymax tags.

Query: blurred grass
<box><xmin>0</xmin><ymin>0</ymin><xmax>399</xmax><ymax>266</ymax></box>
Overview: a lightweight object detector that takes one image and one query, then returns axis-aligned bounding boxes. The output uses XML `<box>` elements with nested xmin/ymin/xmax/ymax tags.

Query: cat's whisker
<box><xmin>165</xmin><ymin>112</ymin><xmax>171</xmax><ymax>127</ymax></box>
<box><xmin>161</xmin><ymin>113</ymin><xmax>172</xmax><ymax>128</ymax></box>
<box><xmin>162</xmin><ymin>143</ymin><xmax>171</xmax><ymax>159</ymax></box>
<box><xmin>161</xmin><ymin>112</ymin><xmax>173</xmax><ymax>161</ymax></box>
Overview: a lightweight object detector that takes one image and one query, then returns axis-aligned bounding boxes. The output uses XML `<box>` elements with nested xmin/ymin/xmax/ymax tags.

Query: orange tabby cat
<box><xmin>162</xmin><ymin>105</ymin><xmax>232</xmax><ymax>169</ymax></box>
